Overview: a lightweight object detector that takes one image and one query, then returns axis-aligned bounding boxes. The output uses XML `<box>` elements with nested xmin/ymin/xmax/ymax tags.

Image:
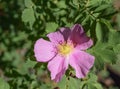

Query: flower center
<box><xmin>57</xmin><ymin>43</ymin><xmax>73</xmax><ymax>56</ymax></box>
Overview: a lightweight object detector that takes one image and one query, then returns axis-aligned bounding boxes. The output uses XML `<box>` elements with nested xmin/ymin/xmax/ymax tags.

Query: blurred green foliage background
<box><xmin>0</xmin><ymin>0</ymin><xmax>120</xmax><ymax>89</ymax></box>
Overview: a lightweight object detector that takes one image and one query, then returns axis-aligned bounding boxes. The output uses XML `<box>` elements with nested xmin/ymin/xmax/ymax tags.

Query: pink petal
<box><xmin>69</xmin><ymin>49</ymin><xmax>95</xmax><ymax>78</ymax></box>
<box><xmin>47</xmin><ymin>27</ymin><xmax>71</xmax><ymax>44</ymax></box>
<box><xmin>70</xmin><ymin>24</ymin><xmax>93</xmax><ymax>50</ymax></box>
<box><xmin>34</xmin><ymin>38</ymin><xmax>56</xmax><ymax>62</ymax></box>
<box><xmin>59</xmin><ymin>27</ymin><xmax>71</xmax><ymax>41</ymax></box>
<box><xmin>47</xmin><ymin>31</ymin><xmax>64</xmax><ymax>45</ymax></box>
<box><xmin>47</xmin><ymin>55</ymin><xmax>68</xmax><ymax>82</ymax></box>
<box><xmin>71</xmin><ymin>24</ymin><xmax>84</xmax><ymax>34</ymax></box>
<box><xmin>75</xmin><ymin>38</ymin><xmax>93</xmax><ymax>50</ymax></box>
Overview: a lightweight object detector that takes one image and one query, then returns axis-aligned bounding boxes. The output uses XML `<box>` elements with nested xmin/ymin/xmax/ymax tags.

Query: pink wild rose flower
<box><xmin>34</xmin><ymin>24</ymin><xmax>95</xmax><ymax>82</ymax></box>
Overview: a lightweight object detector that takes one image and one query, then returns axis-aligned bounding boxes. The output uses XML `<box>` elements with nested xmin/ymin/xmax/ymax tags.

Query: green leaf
<box><xmin>117</xmin><ymin>14</ymin><xmax>120</xmax><ymax>31</ymax></box>
<box><xmin>46</xmin><ymin>22</ymin><xmax>58</xmax><ymax>33</ymax></box>
<box><xmin>96</xmin><ymin>22</ymin><xmax>103</xmax><ymax>41</ymax></box>
<box><xmin>98</xmin><ymin>49</ymin><xmax>116</xmax><ymax>63</ymax></box>
<box><xmin>72</xmin><ymin>0</ymin><xmax>79</xmax><ymax>6</ymax></box>
<box><xmin>87</xmin><ymin>73</ymin><xmax>103</xmax><ymax>89</ymax></box>
<box><xmin>81</xmin><ymin>15</ymin><xmax>90</xmax><ymax>25</ymax></box>
<box><xmin>58</xmin><ymin>76</ymin><xmax>81</xmax><ymax>89</ymax></box>
<box><xmin>94</xmin><ymin>53</ymin><xmax>104</xmax><ymax>70</ymax></box>
<box><xmin>90</xmin><ymin>42</ymin><xmax>117</xmax><ymax>70</ymax></box>
<box><xmin>0</xmin><ymin>78</ymin><xmax>10</xmax><ymax>89</ymax></box>
<box><xmin>79</xmin><ymin>81</ymin><xmax>86</xmax><ymax>89</ymax></box>
<box><xmin>88</xmin><ymin>84</ymin><xmax>96</xmax><ymax>89</ymax></box>
<box><xmin>40</xmin><ymin>84</ymin><xmax>52</xmax><ymax>89</ymax></box>
<box><xmin>112</xmin><ymin>58</ymin><xmax>120</xmax><ymax>73</ymax></box>
<box><xmin>108</xmin><ymin>30</ymin><xmax>120</xmax><ymax>46</ymax></box>
<box><xmin>24</xmin><ymin>0</ymin><xmax>34</xmax><ymax>8</ymax></box>
<box><xmin>94</xmin><ymin>4</ymin><xmax>109</xmax><ymax>12</ymax></box>
<box><xmin>58</xmin><ymin>75</ymin><xmax>66</xmax><ymax>89</ymax></box>
<box><xmin>88</xmin><ymin>0</ymin><xmax>100</xmax><ymax>6</ymax></box>
<box><xmin>68</xmin><ymin>77</ymin><xmax>81</xmax><ymax>89</ymax></box>
<box><xmin>93</xmin><ymin>83</ymin><xmax>103</xmax><ymax>89</ymax></box>
<box><xmin>113</xmin><ymin>44</ymin><xmax>120</xmax><ymax>54</ymax></box>
<box><xmin>80</xmin><ymin>73</ymin><xmax>103</xmax><ymax>89</ymax></box>
<box><xmin>100</xmin><ymin>4</ymin><xmax>116</xmax><ymax>18</ymax></box>
<box><xmin>22</xmin><ymin>8</ymin><xmax>35</xmax><ymax>29</ymax></box>
<box><xmin>100</xmin><ymin>18</ymin><xmax>113</xmax><ymax>30</ymax></box>
<box><xmin>88</xmin><ymin>73</ymin><xmax>97</xmax><ymax>82</ymax></box>
<box><xmin>16</xmin><ymin>59</ymin><xmax>37</xmax><ymax>75</ymax></box>
<box><xmin>57</xmin><ymin>1</ymin><xmax>67</xmax><ymax>8</ymax></box>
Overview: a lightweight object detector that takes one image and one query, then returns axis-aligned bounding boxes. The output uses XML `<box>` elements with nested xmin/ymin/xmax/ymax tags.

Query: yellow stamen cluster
<box><xmin>57</xmin><ymin>43</ymin><xmax>73</xmax><ymax>56</ymax></box>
